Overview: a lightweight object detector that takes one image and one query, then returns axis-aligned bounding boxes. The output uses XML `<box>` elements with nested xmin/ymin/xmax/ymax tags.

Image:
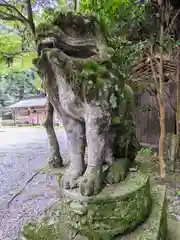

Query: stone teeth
<box><xmin>41</xmin><ymin>37</ymin><xmax>55</xmax><ymax>44</ymax></box>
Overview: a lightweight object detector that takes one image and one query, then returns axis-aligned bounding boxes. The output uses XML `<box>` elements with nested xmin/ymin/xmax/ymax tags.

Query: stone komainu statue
<box><xmin>33</xmin><ymin>12</ymin><xmax>139</xmax><ymax>196</ymax></box>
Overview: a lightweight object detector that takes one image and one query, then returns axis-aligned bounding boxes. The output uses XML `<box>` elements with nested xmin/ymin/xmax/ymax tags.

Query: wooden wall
<box><xmin>134</xmin><ymin>82</ymin><xmax>176</xmax><ymax>146</ymax></box>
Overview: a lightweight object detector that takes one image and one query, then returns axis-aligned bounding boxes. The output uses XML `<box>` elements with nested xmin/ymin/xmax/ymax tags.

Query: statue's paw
<box><xmin>106</xmin><ymin>158</ymin><xmax>131</xmax><ymax>184</ymax></box>
<box><xmin>48</xmin><ymin>153</ymin><xmax>63</xmax><ymax>168</ymax></box>
<box><xmin>80</xmin><ymin>166</ymin><xmax>103</xmax><ymax>196</ymax></box>
<box><xmin>61</xmin><ymin>164</ymin><xmax>83</xmax><ymax>189</ymax></box>
<box><xmin>61</xmin><ymin>174</ymin><xmax>79</xmax><ymax>189</ymax></box>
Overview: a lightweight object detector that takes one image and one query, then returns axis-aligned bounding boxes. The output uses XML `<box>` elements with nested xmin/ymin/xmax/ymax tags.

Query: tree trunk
<box><xmin>158</xmin><ymin>90</ymin><xmax>166</xmax><ymax>178</ymax></box>
<box><xmin>175</xmin><ymin>52</ymin><xmax>180</xmax><ymax>171</ymax></box>
<box><xmin>19</xmin><ymin>85</ymin><xmax>24</xmax><ymax>101</ymax></box>
<box><xmin>24</xmin><ymin>0</ymin><xmax>36</xmax><ymax>36</ymax></box>
<box><xmin>158</xmin><ymin>3</ymin><xmax>166</xmax><ymax>179</ymax></box>
<box><xmin>43</xmin><ymin>99</ymin><xmax>63</xmax><ymax>168</ymax></box>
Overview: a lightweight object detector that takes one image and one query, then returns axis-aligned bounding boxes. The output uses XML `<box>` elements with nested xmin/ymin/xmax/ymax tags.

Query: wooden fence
<box><xmin>134</xmin><ymin>82</ymin><xmax>176</xmax><ymax>146</ymax></box>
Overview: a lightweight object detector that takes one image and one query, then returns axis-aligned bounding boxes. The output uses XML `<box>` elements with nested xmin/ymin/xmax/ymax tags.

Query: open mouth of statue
<box><xmin>37</xmin><ymin>37</ymin><xmax>98</xmax><ymax>59</ymax></box>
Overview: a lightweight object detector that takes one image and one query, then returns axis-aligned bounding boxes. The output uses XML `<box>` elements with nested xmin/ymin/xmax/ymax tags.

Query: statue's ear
<box><xmin>169</xmin><ymin>0</ymin><xmax>180</xmax><ymax>8</ymax></box>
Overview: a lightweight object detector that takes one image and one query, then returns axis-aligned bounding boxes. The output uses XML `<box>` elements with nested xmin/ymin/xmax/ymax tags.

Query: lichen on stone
<box><xmin>59</xmin><ymin>172</ymin><xmax>151</xmax><ymax>239</ymax></box>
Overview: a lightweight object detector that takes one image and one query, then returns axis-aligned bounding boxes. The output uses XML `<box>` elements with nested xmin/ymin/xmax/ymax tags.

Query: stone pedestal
<box><xmin>21</xmin><ymin>172</ymin><xmax>167</xmax><ymax>240</ymax></box>
<box><xmin>74</xmin><ymin>185</ymin><xmax>167</xmax><ymax>240</ymax></box>
<box><xmin>60</xmin><ymin>172</ymin><xmax>151</xmax><ymax>239</ymax></box>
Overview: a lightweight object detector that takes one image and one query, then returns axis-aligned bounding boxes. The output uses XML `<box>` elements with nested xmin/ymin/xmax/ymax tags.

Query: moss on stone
<box><xmin>22</xmin><ymin>222</ymin><xmax>58</xmax><ymax>240</ymax></box>
<box><xmin>40</xmin><ymin>165</ymin><xmax>50</xmax><ymax>174</ymax></box>
<box><xmin>158</xmin><ymin>193</ymin><xmax>167</xmax><ymax>240</ymax></box>
<box><xmin>168</xmin><ymin>219</ymin><xmax>180</xmax><ymax>240</ymax></box>
<box><xmin>60</xmin><ymin>172</ymin><xmax>151</xmax><ymax>239</ymax></box>
<box><xmin>21</xmin><ymin>176</ymin><xmax>167</xmax><ymax>240</ymax></box>
<box><xmin>36</xmin><ymin>23</ymin><xmax>60</xmax><ymax>41</ymax></box>
<box><xmin>21</xmin><ymin>204</ymin><xmax>70</xmax><ymax>240</ymax></box>
<box><xmin>118</xmin><ymin>185</ymin><xmax>167</xmax><ymax>240</ymax></box>
<box><xmin>74</xmin><ymin>185</ymin><xmax>167</xmax><ymax>240</ymax></box>
<box><xmin>57</xmin><ymin>173</ymin><xmax>63</xmax><ymax>186</ymax></box>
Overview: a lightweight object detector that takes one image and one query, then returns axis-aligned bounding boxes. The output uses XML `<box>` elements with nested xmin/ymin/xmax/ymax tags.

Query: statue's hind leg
<box><xmin>102</xmin><ymin>126</ymin><xmax>131</xmax><ymax>184</ymax></box>
<box><xmin>61</xmin><ymin>117</ymin><xmax>86</xmax><ymax>189</ymax></box>
<box><xmin>106</xmin><ymin>122</ymin><xmax>139</xmax><ymax>184</ymax></box>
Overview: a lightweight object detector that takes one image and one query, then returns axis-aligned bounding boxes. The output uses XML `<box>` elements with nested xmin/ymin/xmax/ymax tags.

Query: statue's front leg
<box><xmin>61</xmin><ymin>117</ymin><xmax>86</xmax><ymax>189</ymax></box>
<box><xmin>80</xmin><ymin>104</ymin><xmax>111</xmax><ymax>196</ymax></box>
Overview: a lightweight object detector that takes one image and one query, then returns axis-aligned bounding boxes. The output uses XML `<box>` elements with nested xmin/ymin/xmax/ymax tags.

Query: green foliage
<box><xmin>0</xmin><ymin>70</ymin><xmax>40</xmax><ymax>106</ymax></box>
<box><xmin>0</xmin><ymin>34</ymin><xmax>21</xmax><ymax>54</ymax></box>
<box><xmin>81</xmin><ymin>0</ymin><xmax>146</xmax><ymax>36</ymax></box>
<box><xmin>40</xmin><ymin>8</ymin><xmax>55</xmax><ymax>21</ymax></box>
<box><xmin>109</xmin><ymin>39</ymin><xmax>148</xmax><ymax>78</ymax></box>
<box><xmin>0</xmin><ymin>21</ymin><xmax>38</xmax><ymax>96</ymax></box>
<box><xmin>80</xmin><ymin>0</ymin><xmax>148</xmax><ymax>91</ymax></box>
<box><xmin>0</xmin><ymin>22</ymin><xmax>36</xmax><ymax>75</ymax></box>
<box><xmin>0</xmin><ymin>1</ymin><xmax>38</xmax><ymax>91</ymax></box>
<box><xmin>0</xmin><ymin>0</ymin><xmax>67</xmax><ymax>99</ymax></box>
<box><xmin>0</xmin><ymin>52</ymin><xmax>37</xmax><ymax>75</ymax></box>
<box><xmin>176</xmin><ymin>190</ymin><xmax>180</xmax><ymax>197</ymax></box>
<box><xmin>139</xmin><ymin>148</ymin><xmax>153</xmax><ymax>154</ymax></box>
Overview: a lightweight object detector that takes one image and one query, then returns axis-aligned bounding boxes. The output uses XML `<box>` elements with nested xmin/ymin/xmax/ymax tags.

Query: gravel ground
<box><xmin>0</xmin><ymin>127</ymin><xmax>68</xmax><ymax>240</ymax></box>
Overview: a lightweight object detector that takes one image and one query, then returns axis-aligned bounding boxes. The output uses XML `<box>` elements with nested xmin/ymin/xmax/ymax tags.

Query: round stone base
<box><xmin>60</xmin><ymin>172</ymin><xmax>151</xmax><ymax>239</ymax></box>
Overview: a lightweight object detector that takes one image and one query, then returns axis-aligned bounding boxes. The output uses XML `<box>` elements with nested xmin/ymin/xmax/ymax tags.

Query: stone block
<box><xmin>60</xmin><ymin>172</ymin><xmax>151</xmax><ymax>239</ymax></box>
<box><xmin>168</xmin><ymin>219</ymin><xmax>180</xmax><ymax>240</ymax></box>
<box><xmin>116</xmin><ymin>185</ymin><xmax>167</xmax><ymax>240</ymax></box>
<box><xmin>20</xmin><ymin>174</ymin><xmax>168</xmax><ymax>240</ymax></box>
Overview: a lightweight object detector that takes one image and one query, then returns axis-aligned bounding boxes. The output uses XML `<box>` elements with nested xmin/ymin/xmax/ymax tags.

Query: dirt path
<box><xmin>0</xmin><ymin>127</ymin><xmax>67</xmax><ymax>240</ymax></box>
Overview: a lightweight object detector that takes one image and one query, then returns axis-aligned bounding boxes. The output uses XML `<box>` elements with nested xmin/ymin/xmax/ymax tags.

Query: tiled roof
<box><xmin>7</xmin><ymin>97</ymin><xmax>47</xmax><ymax>109</ymax></box>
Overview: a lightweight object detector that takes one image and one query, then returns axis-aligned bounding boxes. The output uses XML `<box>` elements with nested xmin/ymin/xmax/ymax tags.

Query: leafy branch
<box><xmin>0</xmin><ymin>1</ymin><xmax>29</xmax><ymax>24</ymax></box>
<box><xmin>0</xmin><ymin>0</ymin><xmax>36</xmax><ymax>36</ymax></box>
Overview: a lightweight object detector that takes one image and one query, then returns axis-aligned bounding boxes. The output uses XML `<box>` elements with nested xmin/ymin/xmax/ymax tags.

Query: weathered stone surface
<box><xmin>106</xmin><ymin>158</ymin><xmax>131</xmax><ymax>184</ymax></box>
<box><xmin>60</xmin><ymin>172</ymin><xmax>151</xmax><ymax>239</ymax></box>
<box><xmin>20</xmin><ymin>178</ymin><xmax>168</xmax><ymax>240</ymax></box>
<box><xmin>116</xmin><ymin>185</ymin><xmax>167</xmax><ymax>240</ymax></box>
<box><xmin>73</xmin><ymin>185</ymin><xmax>167</xmax><ymax>240</ymax></box>
<box><xmin>74</xmin><ymin>236</ymin><xmax>88</xmax><ymax>240</ymax></box>
<box><xmin>20</xmin><ymin>200</ymin><xmax>67</xmax><ymax>240</ymax></box>
<box><xmin>34</xmin><ymin>12</ymin><xmax>139</xmax><ymax>196</ymax></box>
<box><xmin>168</xmin><ymin>219</ymin><xmax>180</xmax><ymax>240</ymax></box>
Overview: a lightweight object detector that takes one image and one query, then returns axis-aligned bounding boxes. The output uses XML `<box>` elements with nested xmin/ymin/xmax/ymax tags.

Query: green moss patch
<box><xmin>21</xmin><ymin>175</ymin><xmax>167</xmax><ymax>240</ymax></box>
<box><xmin>74</xmin><ymin>185</ymin><xmax>167</xmax><ymax>240</ymax></box>
<box><xmin>60</xmin><ymin>172</ymin><xmax>151</xmax><ymax>239</ymax></box>
<box><xmin>21</xmin><ymin>204</ymin><xmax>70</xmax><ymax>240</ymax></box>
<box><xmin>117</xmin><ymin>185</ymin><xmax>167</xmax><ymax>240</ymax></box>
